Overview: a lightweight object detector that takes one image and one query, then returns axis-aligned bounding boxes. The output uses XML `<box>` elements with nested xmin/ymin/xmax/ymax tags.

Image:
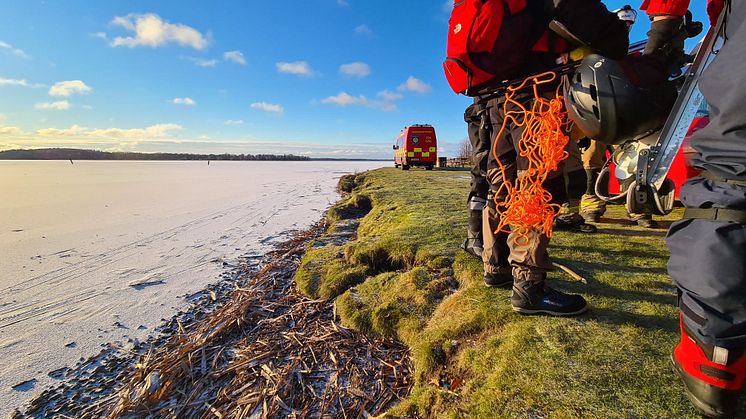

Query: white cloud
<box><xmin>172</xmin><ymin>97</ymin><xmax>196</xmax><ymax>106</ymax></box>
<box><xmin>0</xmin><ymin>126</ymin><xmax>22</xmax><ymax>135</ymax></box>
<box><xmin>49</xmin><ymin>80</ymin><xmax>92</xmax><ymax>97</ymax></box>
<box><xmin>321</xmin><ymin>92</ymin><xmax>369</xmax><ymax>107</ymax></box>
<box><xmin>276</xmin><ymin>61</ymin><xmax>315</xmax><ymax>77</ymax></box>
<box><xmin>354</xmin><ymin>25</ymin><xmax>372</xmax><ymax>36</ymax></box>
<box><xmin>250</xmin><ymin>102</ymin><xmax>284</xmax><ymax>113</ymax></box>
<box><xmin>37</xmin><ymin>125</ymin><xmax>86</xmax><ymax>136</ymax></box>
<box><xmin>108</xmin><ymin>13</ymin><xmax>210</xmax><ymax>50</ymax></box>
<box><xmin>337</xmin><ymin>0</ymin><xmax>350</xmax><ymax>7</ymax></box>
<box><xmin>88</xmin><ymin>123</ymin><xmax>184</xmax><ymax>139</ymax></box>
<box><xmin>398</xmin><ymin>76</ymin><xmax>432</xmax><ymax>94</ymax></box>
<box><xmin>339</xmin><ymin>62</ymin><xmax>371</xmax><ymax>78</ymax></box>
<box><xmin>377</xmin><ymin>89</ymin><xmax>403</xmax><ymax>102</ymax></box>
<box><xmin>224</xmin><ymin>119</ymin><xmax>244</xmax><ymax>125</ymax></box>
<box><xmin>183</xmin><ymin>57</ymin><xmax>217</xmax><ymax>67</ymax></box>
<box><xmin>35</xmin><ymin>100</ymin><xmax>71</xmax><ymax>110</ymax></box>
<box><xmin>23</xmin><ymin>123</ymin><xmax>183</xmax><ymax>140</ymax></box>
<box><xmin>0</xmin><ymin>41</ymin><xmax>29</xmax><ymax>58</ymax></box>
<box><xmin>0</xmin><ymin>78</ymin><xmax>28</xmax><ymax>87</ymax></box>
<box><xmin>82</xmin><ymin>105</ymin><xmax>94</xmax><ymax>110</ymax></box>
<box><xmin>223</xmin><ymin>50</ymin><xmax>246</xmax><ymax>65</ymax></box>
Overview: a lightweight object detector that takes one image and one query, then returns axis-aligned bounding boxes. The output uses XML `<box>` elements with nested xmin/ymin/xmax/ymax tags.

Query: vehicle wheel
<box><xmin>425</xmin><ymin>165</ymin><xmax>434</xmax><ymax>171</ymax></box>
<box><xmin>402</xmin><ymin>164</ymin><xmax>410</xmax><ymax>171</ymax></box>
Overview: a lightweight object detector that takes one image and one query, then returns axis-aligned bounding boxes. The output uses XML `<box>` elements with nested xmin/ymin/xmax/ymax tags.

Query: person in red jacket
<box><xmin>641</xmin><ymin>0</ymin><xmax>745</xmax><ymax>417</ymax></box>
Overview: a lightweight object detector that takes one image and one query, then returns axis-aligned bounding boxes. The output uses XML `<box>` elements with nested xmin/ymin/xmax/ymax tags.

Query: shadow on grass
<box><xmin>554</xmin><ymin>257</ymin><xmax>667</xmax><ymax>277</ymax></box>
<box><xmin>587</xmin><ymin>306</ymin><xmax>678</xmax><ymax>332</ymax></box>
<box><xmin>552</xmin><ymin>244</ymin><xmax>668</xmax><ymax>261</ymax></box>
<box><xmin>595</xmin><ymin>227</ymin><xmax>668</xmax><ymax>238</ymax></box>
<box><xmin>598</xmin><ymin>217</ymin><xmax>674</xmax><ymax>230</ymax></box>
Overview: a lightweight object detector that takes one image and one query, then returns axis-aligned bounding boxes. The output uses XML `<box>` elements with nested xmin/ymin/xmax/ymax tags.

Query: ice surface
<box><xmin>0</xmin><ymin>160</ymin><xmax>383</xmax><ymax>413</ymax></box>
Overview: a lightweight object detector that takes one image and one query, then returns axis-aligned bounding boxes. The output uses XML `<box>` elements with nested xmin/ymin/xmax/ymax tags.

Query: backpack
<box><xmin>444</xmin><ymin>0</ymin><xmax>543</xmax><ymax>96</ymax></box>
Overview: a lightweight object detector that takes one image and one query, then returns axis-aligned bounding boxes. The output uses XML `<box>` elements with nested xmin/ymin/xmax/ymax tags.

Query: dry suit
<box><xmin>643</xmin><ymin>0</ymin><xmax>746</xmax><ymax>415</ymax></box>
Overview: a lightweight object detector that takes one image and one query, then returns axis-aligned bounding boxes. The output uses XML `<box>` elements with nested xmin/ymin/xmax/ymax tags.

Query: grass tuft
<box><xmin>295</xmin><ymin>167</ymin><xmax>710</xmax><ymax>417</ymax></box>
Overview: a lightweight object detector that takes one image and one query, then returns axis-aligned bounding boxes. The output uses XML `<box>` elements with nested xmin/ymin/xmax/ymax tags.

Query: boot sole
<box><xmin>670</xmin><ymin>354</ymin><xmax>732</xmax><ymax>418</ymax></box>
<box><xmin>484</xmin><ymin>281</ymin><xmax>512</xmax><ymax>289</ymax></box>
<box><xmin>511</xmin><ymin>305</ymin><xmax>588</xmax><ymax>317</ymax></box>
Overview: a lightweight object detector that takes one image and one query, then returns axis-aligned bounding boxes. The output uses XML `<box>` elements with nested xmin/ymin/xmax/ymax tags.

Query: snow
<box><xmin>0</xmin><ymin>160</ymin><xmax>383</xmax><ymax>413</ymax></box>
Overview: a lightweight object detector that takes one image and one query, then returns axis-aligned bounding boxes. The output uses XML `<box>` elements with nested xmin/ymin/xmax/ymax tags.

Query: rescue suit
<box><xmin>642</xmin><ymin>0</ymin><xmax>746</xmax><ymax>416</ymax></box>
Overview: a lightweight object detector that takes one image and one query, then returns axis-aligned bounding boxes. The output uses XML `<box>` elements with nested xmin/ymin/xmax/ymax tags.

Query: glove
<box><xmin>684</xmin><ymin>10</ymin><xmax>703</xmax><ymax>38</ymax></box>
<box><xmin>707</xmin><ymin>0</ymin><xmax>725</xmax><ymax>27</ymax></box>
<box><xmin>643</xmin><ymin>17</ymin><xmax>688</xmax><ymax>75</ymax></box>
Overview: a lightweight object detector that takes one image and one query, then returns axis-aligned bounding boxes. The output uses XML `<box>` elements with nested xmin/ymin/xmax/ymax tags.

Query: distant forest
<box><xmin>0</xmin><ymin>148</ymin><xmax>311</xmax><ymax>161</ymax></box>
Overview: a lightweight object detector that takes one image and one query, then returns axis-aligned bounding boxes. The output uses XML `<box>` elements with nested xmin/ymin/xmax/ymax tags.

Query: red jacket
<box><xmin>640</xmin><ymin>0</ymin><xmax>724</xmax><ymax>25</ymax></box>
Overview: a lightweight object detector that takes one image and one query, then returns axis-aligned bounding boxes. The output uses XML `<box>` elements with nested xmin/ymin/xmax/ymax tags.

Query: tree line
<box><xmin>0</xmin><ymin>148</ymin><xmax>311</xmax><ymax>161</ymax></box>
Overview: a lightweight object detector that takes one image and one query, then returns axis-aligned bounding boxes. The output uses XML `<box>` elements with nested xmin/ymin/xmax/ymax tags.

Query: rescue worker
<box><xmin>482</xmin><ymin>1</ymin><xmax>629</xmax><ymax>315</ymax></box>
<box><xmin>579</xmin><ymin>4</ymin><xmax>660</xmax><ymax>228</ymax></box>
<box><xmin>641</xmin><ymin>0</ymin><xmax>746</xmax><ymax>416</ymax></box>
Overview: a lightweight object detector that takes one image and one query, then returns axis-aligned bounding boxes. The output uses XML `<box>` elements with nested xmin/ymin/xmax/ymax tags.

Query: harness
<box><xmin>683</xmin><ymin>172</ymin><xmax>746</xmax><ymax>225</ymax></box>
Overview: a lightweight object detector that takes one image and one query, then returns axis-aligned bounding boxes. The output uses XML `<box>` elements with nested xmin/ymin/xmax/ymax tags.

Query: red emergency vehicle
<box><xmin>393</xmin><ymin>125</ymin><xmax>437</xmax><ymax>170</ymax></box>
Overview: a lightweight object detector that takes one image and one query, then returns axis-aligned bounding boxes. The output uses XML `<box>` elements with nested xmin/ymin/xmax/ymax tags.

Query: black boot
<box><xmin>511</xmin><ymin>281</ymin><xmax>588</xmax><ymax>316</ymax></box>
<box><xmin>461</xmin><ymin>235</ymin><xmax>483</xmax><ymax>260</ymax></box>
<box><xmin>672</xmin><ymin>316</ymin><xmax>746</xmax><ymax>418</ymax></box>
<box><xmin>484</xmin><ymin>271</ymin><xmax>512</xmax><ymax>289</ymax></box>
<box><xmin>554</xmin><ymin>213</ymin><xmax>597</xmax><ymax>233</ymax></box>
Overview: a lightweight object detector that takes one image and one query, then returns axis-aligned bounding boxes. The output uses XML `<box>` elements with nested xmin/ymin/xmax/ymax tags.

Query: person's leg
<box><xmin>556</xmin><ymin>140</ymin><xmax>596</xmax><ymax>232</ymax></box>
<box><xmin>667</xmin><ymin>3</ymin><xmax>746</xmax><ymax>416</ymax></box>
<box><xmin>580</xmin><ymin>139</ymin><xmax>607</xmax><ymax>222</ymax></box>
<box><xmin>487</xmin><ymin>92</ymin><xmax>587</xmax><ymax>316</ymax></box>
<box><xmin>463</xmin><ymin>103</ymin><xmax>490</xmax><ymax>258</ymax></box>
<box><xmin>482</xmin><ymin>98</ymin><xmax>513</xmax><ymax>288</ymax></box>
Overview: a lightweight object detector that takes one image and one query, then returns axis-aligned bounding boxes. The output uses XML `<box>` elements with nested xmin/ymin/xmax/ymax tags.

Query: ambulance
<box><xmin>393</xmin><ymin>125</ymin><xmax>437</xmax><ymax>170</ymax></box>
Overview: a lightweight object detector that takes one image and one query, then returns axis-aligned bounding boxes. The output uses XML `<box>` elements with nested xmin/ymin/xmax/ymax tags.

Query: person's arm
<box><xmin>639</xmin><ymin>0</ymin><xmax>690</xmax><ymax>17</ymax></box>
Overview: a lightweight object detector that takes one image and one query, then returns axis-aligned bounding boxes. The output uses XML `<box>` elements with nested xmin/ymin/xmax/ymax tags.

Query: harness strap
<box><xmin>702</xmin><ymin>171</ymin><xmax>746</xmax><ymax>187</ymax></box>
<box><xmin>683</xmin><ymin>208</ymin><xmax>746</xmax><ymax>225</ymax></box>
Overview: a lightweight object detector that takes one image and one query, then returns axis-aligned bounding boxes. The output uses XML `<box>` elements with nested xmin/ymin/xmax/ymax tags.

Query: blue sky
<box><xmin>0</xmin><ymin>1</ymin><xmax>709</xmax><ymax>159</ymax></box>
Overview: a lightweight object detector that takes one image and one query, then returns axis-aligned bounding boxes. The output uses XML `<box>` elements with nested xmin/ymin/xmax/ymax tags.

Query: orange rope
<box><xmin>491</xmin><ymin>71</ymin><xmax>571</xmax><ymax>245</ymax></box>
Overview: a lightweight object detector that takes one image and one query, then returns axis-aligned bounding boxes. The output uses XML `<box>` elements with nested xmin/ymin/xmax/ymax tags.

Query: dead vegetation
<box><xmin>21</xmin><ymin>221</ymin><xmax>413</xmax><ymax>418</ymax></box>
<box><xmin>104</xmin><ymin>225</ymin><xmax>412</xmax><ymax>418</ymax></box>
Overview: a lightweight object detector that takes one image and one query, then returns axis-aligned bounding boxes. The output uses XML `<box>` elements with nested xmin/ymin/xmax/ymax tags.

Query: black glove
<box><xmin>643</xmin><ymin>17</ymin><xmax>688</xmax><ymax>76</ymax></box>
<box><xmin>685</xmin><ymin>10</ymin><xmax>703</xmax><ymax>38</ymax></box>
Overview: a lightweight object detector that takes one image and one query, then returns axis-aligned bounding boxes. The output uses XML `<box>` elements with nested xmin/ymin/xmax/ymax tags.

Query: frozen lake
<box><xmin>0</xmin><ymin>160</ymin><xmax>383</xmax><ymax>413</ymax></box>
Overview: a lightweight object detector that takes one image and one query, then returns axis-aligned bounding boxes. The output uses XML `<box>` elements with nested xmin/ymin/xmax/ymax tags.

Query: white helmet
<box><xmin>614</xmin><ymin>5</ymin><xmax>637</xmax><ymax>24</ymax></box>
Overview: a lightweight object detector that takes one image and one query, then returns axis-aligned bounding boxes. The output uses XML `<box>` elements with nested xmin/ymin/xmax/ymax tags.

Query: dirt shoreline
<box><xmin>18</xmin><ymin>212</ymin><xmax>413</xmax><ymax>417</ymax></box>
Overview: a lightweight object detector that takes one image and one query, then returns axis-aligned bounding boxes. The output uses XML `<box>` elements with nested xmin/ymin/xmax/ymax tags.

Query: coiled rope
<box><xmin>491</xmin><ymin>71</ymin><xmax>570</xmax><ymax>244</ymax></box>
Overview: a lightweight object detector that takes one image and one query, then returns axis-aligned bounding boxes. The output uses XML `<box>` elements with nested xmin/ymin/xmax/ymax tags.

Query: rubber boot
<box><xmin>672</xmin><ymin>316</ymin><xmax>746</xmax><ymax>418</ymax></box>
<box><xmin>462</xmin><ymin>197</ymin><xmax>486</xmax><ymax>259</ymax></box>
<box><xmin>555</xmin><ymin>203</ymin><xmax>597</xmax><ymax>233</ymax></box>
<box><xmin>629</xmin><ymin>212</ymin><xmax>658</xmax><ymax>228</ymax></box>
<box><xmin>511</xmin><ymin>280</ymin><xmax>588</xmax><ymax>317</ymax></box>
<box><xmin>580</xmin><ymin>169</ymin><xmax>606</xmax><ymax>222</ymax></box>
<box><xmin>484</xmin><ymin>268</ymin><xmax>512</xmax><ymax>289</ymax></box>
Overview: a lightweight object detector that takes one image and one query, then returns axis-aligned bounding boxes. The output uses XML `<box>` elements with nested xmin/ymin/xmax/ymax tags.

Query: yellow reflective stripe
<box><xmin>407</xmin><ymin>152</ymin><xmax>415</xmax><ymax>157</ymax></box>
<box><xmin>414</xmin><ymin>148</ymin><xmax>422</xmax><ymax>152</ymax></box>
<box><xmin>421</xmin><ymin>152</ymin><xmax>430</xmax><ymax>157</ymax></box>
<box><xmin>429</xmin><ymin>147</ymin><xmax>436</xmax><ymax>152</ymax></box>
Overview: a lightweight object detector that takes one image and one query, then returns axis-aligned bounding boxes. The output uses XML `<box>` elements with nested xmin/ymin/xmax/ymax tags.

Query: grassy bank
<box><xmin>295</xmin><ymin>167</ymin><xmax>701</xmax><ymax>418</ymax></box>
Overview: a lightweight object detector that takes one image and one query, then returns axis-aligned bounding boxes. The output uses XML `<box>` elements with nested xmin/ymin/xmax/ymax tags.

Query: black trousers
<box><xmin>465</xmin><ymin>102</ymin><xmax>491</xmax><ymax>239</ymax></box>
<box><xmin>666</xmin><ymin>2</ymin><xmax>746</xmax><ymax>349</ymax></box>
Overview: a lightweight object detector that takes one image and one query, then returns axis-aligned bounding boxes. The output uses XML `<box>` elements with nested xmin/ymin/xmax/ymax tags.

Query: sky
<box><xmin>0</xmin><ymin>1</ymin><xmax>709</xmax><ymax>159</ymax></box>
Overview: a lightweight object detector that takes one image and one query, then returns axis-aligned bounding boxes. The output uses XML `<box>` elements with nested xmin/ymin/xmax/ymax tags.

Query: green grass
<box><xmin>295</xmin><ymin>167</ymin><xmax>704</xmax><ymax>418</ymax></box>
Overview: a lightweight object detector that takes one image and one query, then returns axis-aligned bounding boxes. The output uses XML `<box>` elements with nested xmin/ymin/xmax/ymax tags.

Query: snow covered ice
<box><xmin>0</xmin><ymin>160</ymin><xmax>382</xmax><ymax>413</ymax></box>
